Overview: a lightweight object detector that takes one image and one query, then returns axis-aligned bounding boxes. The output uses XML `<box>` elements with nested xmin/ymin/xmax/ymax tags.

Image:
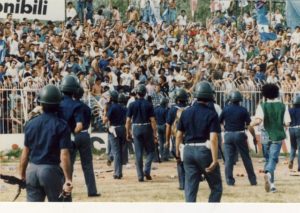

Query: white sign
<box><xmin>0</xmin><ymin>0</ymin><xmax>65</xmax><ymax>21</ymax></box>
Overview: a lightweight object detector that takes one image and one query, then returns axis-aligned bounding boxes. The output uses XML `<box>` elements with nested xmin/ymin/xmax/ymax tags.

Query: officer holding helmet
<box><xmin>126</xmin><ymin>84</ymin><xmax>158</xmax><ymax>182</ymax></box>
<box><xmin>73</xmin><ymin>87</ymin><xmax>100</xmax><ymax>196</ymax></box>
<box><xmin>166</xmin><ymin>88</ymin><xmax>189</xmax><ymax>190</ymax></box>
<box><xmin>176</xmin><ymin>81</ymin><xmax>222</xmax><ymax>202</ymax></box>
<box><xmin>219</xmin><ymin>90</ymin><xmax>257</xmax><ymax>186</ymax></box>
<box><xmin>19</xmin><ymin>85</ymin><xmax>73</xmax><ymax>202</ymax></box>
<box><xmin>103</xmin><ymin>90</ymin><xmax>127</xmax><ymax>179</ymax></box>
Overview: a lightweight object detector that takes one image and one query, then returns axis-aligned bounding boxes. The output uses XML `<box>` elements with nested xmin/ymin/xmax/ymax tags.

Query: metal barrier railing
<box><xmin>0</xmin><ymin>88</ymin><xmax>39</xmax><ymax>134</ymax></box>
<box><xmin>215</xmin><ymin>90</ymin><xmax>298</xmax><ymax>116</ymax></box>
<box><xmin>0</xmin><ymin>88</ymin><xmax>103</xmax><ymax>134</ymax></box>
<box><xmin>1</xmin><ymin>87</ymin><xmax>299</xmax><ymax>134</ymax></box>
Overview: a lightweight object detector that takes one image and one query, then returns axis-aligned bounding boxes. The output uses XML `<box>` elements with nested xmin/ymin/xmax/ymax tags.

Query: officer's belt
<box><xmin>110</xmin><ymin>125</ymin><xmax>125</xmax><ymax>128</ymax></box>
<box><xmin>185</xmin><ymin>140</ymin><xmax>207</xmax><ymax>145</ymax></box>
<box><xmin>132</xmin><ymin>123</ymin><xmax>150</xmax><ymax>126</ymax></box>
<box><xmin>225</xmin><ymin>130</ymin><xmax>245</xmax><ymax>133</ymax></box>
<box><xmin>289</xmin><ymin>125</ymin><xmax>300</xmax><ymax>128</ymax></box>
<box><xmin>185</xmin><ymin>143</ymin><xmax>207</xmax><ymax>147</ymax></box>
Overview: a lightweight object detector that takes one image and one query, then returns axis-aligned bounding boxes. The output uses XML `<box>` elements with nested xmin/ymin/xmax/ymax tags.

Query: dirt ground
<box><xmin>0</xmin><ymin>155</ymin><xmax>299</xmax><ymax>203</ymax></box>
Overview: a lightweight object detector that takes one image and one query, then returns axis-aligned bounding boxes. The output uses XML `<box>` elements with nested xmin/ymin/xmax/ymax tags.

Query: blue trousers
<box><xmin>289</xmin><ymin>128</ymin><xmax>300</xmax><ymax>171</ymax></box>
<box><xmin>86</xmin><ymin>2</ymin><xmax>94</xmax><ymax>23</ymax></box>
<box><xmin>183</xmin><ymin>146</ymin><xmax>222</xmax><ymax>202</ymax></box>
<box><xmin>172</xmin><ymin>136</ymin><xmax>185</xmax><ymax>189</ymax></box>
<box><xmin>72</xmin><ymin>132</ymin><xmax>98</xmax><ymax>195</ymax></box>
<box><xmin>224</xmin><ymin>132</ymin><xmax>257</xmax><ymax>185</ymax></box>
<box><xmin>108</xmin><ymin>126</ymin><xmax>127</xmax><ymax>177</ymax></box>
<box><xmin>157</xmin><ymin>124</ymin><xmax>168</xmax><ymax>160</ymax></box>
<box><xmin>177</xmin><ymin>161</ymin><xmax>185</xmax><ymax>189</ymax></box>
<box><xmin>262</xmin><ymin>141</ymin><xmax>282</xmax><ymax>183</ymax></box>
<box><xmin>77</xmin><ymin>1</ymin><xmax>85</xmax><ymax>23</ymax></box>
<box><xmin>26</xmin><ymin>163</ymin><xmax>66</xmax><ymax>202</ymax></box>
<box><xmin>107</xmin><ymin>134</ymin><xmax>114</xmax><ymax>162</ymax></box>
<box><xmin>132</xmin><ymin>125</ymin><xmax>155</xmax><ymax>180</ymax></box>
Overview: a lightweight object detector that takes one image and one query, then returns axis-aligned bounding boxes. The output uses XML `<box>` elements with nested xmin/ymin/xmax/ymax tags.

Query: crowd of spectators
<box><xmin>0</xmin><ymin>0</ymin><xmax>300</xmax><ymax>133</ymax></box>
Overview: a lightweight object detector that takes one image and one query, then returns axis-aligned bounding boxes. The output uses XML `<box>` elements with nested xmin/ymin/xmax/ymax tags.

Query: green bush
<box><xmin>5</xmin><ymin>148</ymin><xmax>22</xmax><ymax>159</ymax></box>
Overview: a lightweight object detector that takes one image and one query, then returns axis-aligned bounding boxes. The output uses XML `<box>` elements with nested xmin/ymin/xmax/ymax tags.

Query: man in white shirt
<box><xmin>177</xmin><ymin>10</ymin><xmax>187</xmax><ymax>27</ymax></box>
<box><xmin>66</xmin><ymin>2</ymin><xmax>77</xmax><ymax>20</ymax></box>
<box><xmin>291</xmin><ymin>26</ymin><xmax>300</xmax><ymax>45</ymax></box>
<box><xmin>120</xmin><ymin>65</ymin><xmax>133</xmax><ymax>93</ymax></box>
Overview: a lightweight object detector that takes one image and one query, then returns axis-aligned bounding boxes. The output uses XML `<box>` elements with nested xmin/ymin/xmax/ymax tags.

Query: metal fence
<box><xmin>215</xmin><ymin>89</ymin><xmax>298</xmax><ymax>116</ymax></box>
<box><xmin>1</xmin><ymin>87</ymin><xmax>299</xmax><ymax>134</ymax></box>
<box><xmin>0</xmin><ymin>87</ymin><xmax>102</xmax><ymax>134</ymax></box>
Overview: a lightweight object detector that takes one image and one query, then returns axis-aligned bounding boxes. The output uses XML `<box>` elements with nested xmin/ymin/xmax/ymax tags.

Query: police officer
<box><xmin>103</xmin><ymin>91</ymin><xmax>127</xmax><ymax>179</ymax></box>
<box><xmin>176</xmin><ymin>81</ymin><xmax>222</xmax><ymax>202</ymax></box>
<box><xmin>118</xmin><ymin>93</ymin><xmax>129</xmax><ymax>165</ymax></box>
<box><xmin>73</xmin><ymin>87</ymin><xmax>100</xmax><ymax>196</ymax></box>
<box><xmin>219</xmin><ymin>91</ymin><xmax>257</xmax><ymax>186</ymax></box>
<box><xmin>19</xmin><ymin>85</ymin><xmax>73</xmax><ymax>202</ymax></box>
<box><xmin>288</xmin><ymin>95</ymin><xmax>300</xmax><ymax>172</ymax></box>
<box><xmin>126</xmin><ymin>84</ymin><xmax>158</xmax><ymax>182</ymax></box>
<box><xmin>154</xmin><ymin>97</ymin><xmax>169</xmax><ymax>161</ymax></box>
<box><xmin>59</xmin><ymin>75</ymin><xmax>82</xmax><ymax>136</ymax></box>
<box><xmin>59</xmin><ymin>75</ymin><xmax>99</xmax><ymax>197</ymax></box>
<box><xmin>166</xmin><ymin>88</ymin><xmax>189</xmax><ymax>190</ymax></box>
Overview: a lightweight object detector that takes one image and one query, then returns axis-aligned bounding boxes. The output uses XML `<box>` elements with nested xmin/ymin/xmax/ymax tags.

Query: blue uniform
<box><xmin>71</xmin><ymin>100</ymin><xmax>98</xmax><ymax>196</ymax></box>
<box><xmin>166</xmin><ymin>103</ymin><xmax>187</xmax><ymax>190</ymax></box>
<box><xmin>127</xmin><ymin>98</ymin><xmax>155</xmax><ymax>181</ymax></box>
<box><xmin>154</xmin><ymin>105</ymin><xmax>169</xmax><ymax>161</ymax></box>
<box><xmin>219</xmin><ymin>104</ymin><xmax>257</xmax><ymax>186</ymax></box>
<box><xmin>59</xmin><ymin>95</ymin><xmax>82</xmax><ymax>133</ymax></box>
<box><xmin>288</xmin><ymin>107</ymin><xmax>300</xmax><ymax>171</ymax></box>
<box><xmin>177</xmin><ymin>102</ymin><xmax>222</xmax><ymax>202</ymax></box>
<box><xmin>24</xmin><ymin>112</ymin><xmax>72</xmax><ymax>202</ymax></box>
<box><xmin>207</xmin><ymin>102</ymin><xmax>224</xmax><ymax>160</ymax></box>
<box><xmin>107</xmin><ymin>103</ymin><xmax>127</xmax><ymax>178</ymax></box>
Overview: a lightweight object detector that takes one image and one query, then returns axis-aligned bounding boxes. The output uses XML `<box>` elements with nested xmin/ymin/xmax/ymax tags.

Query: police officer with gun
<box><xmin>176</xmin><ymin>81</ymin><xmax>222</xmax><ymax>202</ymax></box>
<box><xmin>126</xmin><ymin>84</ymin><xmax>158</xmax><ymax>182</ymax></box>
<box><xmin>219</xmin><ymin>91</ymin><xmax>257</xmax><ymax>186</ymax></box>
<box><xmin>19</xmin><ymin>85</ymin><xmax>73</xmax><ymax>202</ymax></box>
<box><xmin>166</xmin><ymin>88</ymin><xmax>189</xmax><ymax>190</ymax></box>
<box><xmin>73</xmin><ymin>87</ymin><xmax>100</xmax><ymax>196</ymax></box>
<box><xmin>103</xmin><ymin>91</ymin><xmax>127</xmax><ymax>179</ymax></box>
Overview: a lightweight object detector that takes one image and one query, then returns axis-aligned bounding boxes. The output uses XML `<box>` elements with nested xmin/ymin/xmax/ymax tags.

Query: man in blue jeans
<box><xmin>76</xmin><ymin>0</ymin><xmax>93</xmax><ymax>23</ymax></box>
<box><xmin>126</xmin><ymin>84</ymin><xmax>158</xmax><ymax>182</ymax></box>
<box><xmin>288</xmin><ymin>95</ymin><xmax>300</xmax><ymax>172</ymax></box>
<box><xmin>176</xmin><ymin>81</ymin><xmax>222</xmax><ymax>202</ymax></box>
<box><xmin>251</xmin><ymin>83</ymin><xmax>291</xmax><ymax>193</ymax></box>
<box><xmin>220</xmin><ymin>91</ymin><xmax>257</xmax><ymax>186</ymax></box>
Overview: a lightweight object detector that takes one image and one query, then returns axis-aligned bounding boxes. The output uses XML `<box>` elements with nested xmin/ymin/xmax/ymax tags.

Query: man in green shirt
<box><xmin>251</xmin><ymin>84</ymin><xmax>291</xmax><ymax>193</ymax></box>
